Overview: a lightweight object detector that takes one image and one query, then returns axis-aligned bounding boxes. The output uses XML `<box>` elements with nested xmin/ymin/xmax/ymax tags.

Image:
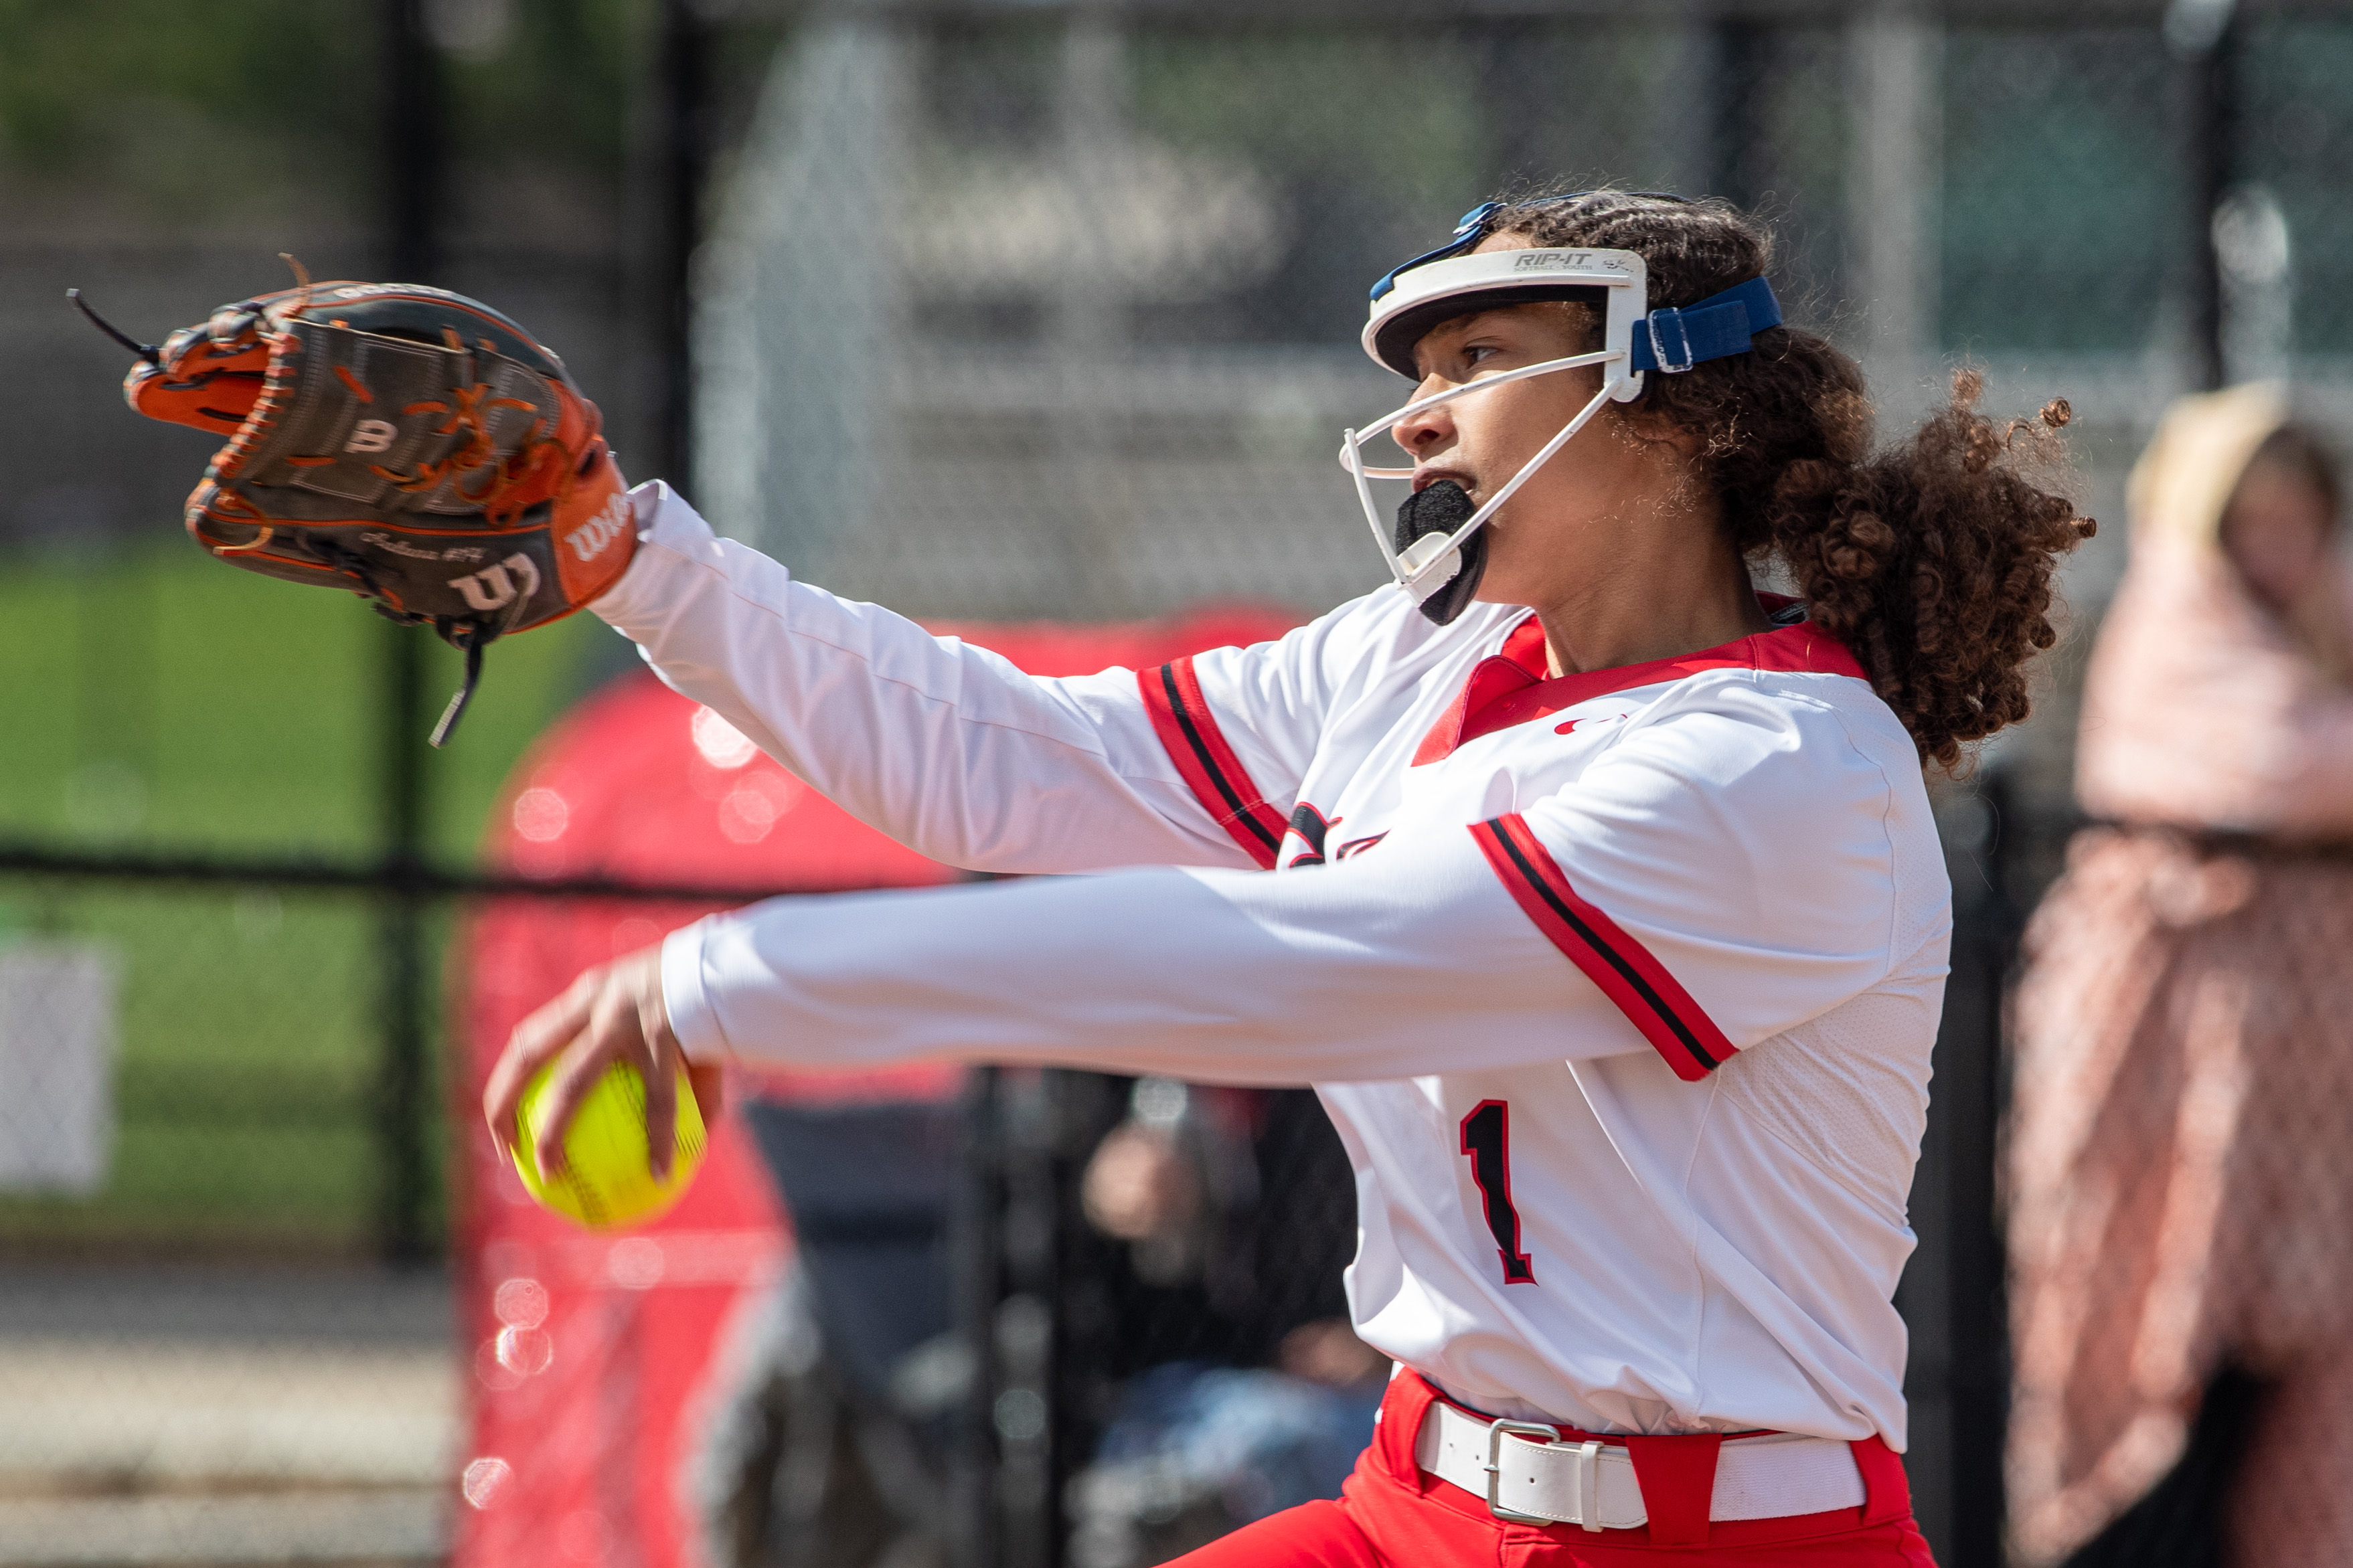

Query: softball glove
<box><xmin>82</xmin><ymin>268</ymin><xmax>635</xmax><ymax>744</ymax></box>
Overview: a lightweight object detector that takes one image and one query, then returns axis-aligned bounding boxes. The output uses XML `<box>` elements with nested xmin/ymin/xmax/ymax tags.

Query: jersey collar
<box><xmin>1411</xmin><ymin>600</ymin><xmax>1867</xmax><ymax>766</ymax></box>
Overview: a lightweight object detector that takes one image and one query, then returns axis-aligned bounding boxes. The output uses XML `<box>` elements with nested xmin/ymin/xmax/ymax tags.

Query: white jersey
<box><xmin>596</xmin><ymin>481</ymin><xmax>1951</xmax><ymax>1446</ymax></box>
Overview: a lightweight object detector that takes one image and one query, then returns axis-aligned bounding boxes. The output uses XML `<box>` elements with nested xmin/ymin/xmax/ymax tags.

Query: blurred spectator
<box><xmin>2007</xmin><ymin>385</ymin><xmax>2353</xmax><ymax>1567</ymax></box>
<box><xmin>1066</xmin><ymin>1081</ymin><xmax>1384</xmax><ymax>1568</ymax></box>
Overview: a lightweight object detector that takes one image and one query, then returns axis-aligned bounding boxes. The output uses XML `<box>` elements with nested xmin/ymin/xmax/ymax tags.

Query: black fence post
<box><xmin>2174</xmin><ymin>0</ymin><xmax>2239</xmax><ymax>392</ymax></box>
<box><xmin>376</xmin><ymin>616</ymin><xmax>432</xmax><ymax>1265</ymax></box>
<box><xmin>955</xmin><ymin>1066</ymin><xmax>1006</xmax><ymax>1568</ymax></box>
<box><xmin>1902</xmin><ymin>784</ymin><xmax>2017</xmax><ymax>1568</ymax></box>
<box><xmin>1707</xmin><ymin>18</ymin><xmax>1772</xmax><ymax>212</ymax></box>
<box><xmin>1475</xmin><ymin>17</ymin><xmax>1553</xmax><ymax>195</ymax></box>
<box><xmin>653</xmin><ymin>0</ymin><xmax>708</xmax><ymax>495</ymax></box>
<box><xmin>953</xmin><ymin>1064</ymin><xmax>1070</xmax><ymax>1568</ymax></box>
<box><xmin>999</xmin><ymin>1071</ymin><xmax>1064</xmax><ymax>1568</ymax></box>
<box><xmin>377</xmin><ymin>0</ymin><xmax>440</xmax><ymax>1266</ymax></box>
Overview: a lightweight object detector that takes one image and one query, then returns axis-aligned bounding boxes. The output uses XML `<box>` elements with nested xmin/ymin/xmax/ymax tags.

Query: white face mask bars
<box><xmin>1342</xmin><ymin>246</ymin><xmax>1653</xmax><ymax>608</ymax></box>
<box><xmin>1341</xmin><ymin>237</ymin><xmax>1787</xmax><ymax>612</ymax></box>
<box><xmin>1337</xmin><ymin>351</ymin><xmax>1624</xmax><ymax>595</ymax></box>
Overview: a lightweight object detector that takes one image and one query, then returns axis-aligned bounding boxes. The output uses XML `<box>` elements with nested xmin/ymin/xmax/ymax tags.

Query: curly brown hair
<box><xmin>1488</xmin><ymin>189</ymin><xmax>2095</xmax><ymax>769</ymax></box>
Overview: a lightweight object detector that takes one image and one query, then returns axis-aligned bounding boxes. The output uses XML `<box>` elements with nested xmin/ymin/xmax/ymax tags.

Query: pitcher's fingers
<box><xmin>483</xmin><ymin>968</ymin><xmax>602</xmax><ymax>1148</ymax></box>
<box><xmin>634</xmin><ymin>976</ymin><xmax>685</xmax><ymax>1177</ymax></box>
<box><xmin>643</xmin><ymin>1039</ymin><xmax>680</xmax><ymax>1181</ymax></box>
<box><xmin>638</xmin><ymin>968</ymin><xmax>680</xmax><ymax>1064</ymax></box>
<box><xmin>685</xmin><ymin>1061</ymin><xmax>726</xmax><ymax>1124</ymax></box>
<box><xmin>531</xmin><ymin>991</ymin><xmax>646</xmax><ymax>1177</ymax></box>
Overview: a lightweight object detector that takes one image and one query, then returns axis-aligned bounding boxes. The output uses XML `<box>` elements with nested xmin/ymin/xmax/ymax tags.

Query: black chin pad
<box><xmin>1393</xmin><ymin>478</ymin><xmax>1473</xmax><ymax>554</ymax></box>
<box><xmin>1394</xmin><ymin>480</ymin><xmax>1487</xmax><ymax>626</ymax></box>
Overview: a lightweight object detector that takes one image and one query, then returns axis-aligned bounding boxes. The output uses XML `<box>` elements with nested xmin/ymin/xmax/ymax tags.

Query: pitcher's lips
<box><xmin>1411</xmin><ymin>466</ymin><xmax>1475</xmax><ymax>497</ymax></box>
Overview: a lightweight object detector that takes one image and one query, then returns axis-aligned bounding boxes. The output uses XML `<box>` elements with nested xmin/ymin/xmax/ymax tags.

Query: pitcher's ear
<box><xmin>1615</xmin><ymin>402</ymin><xmax>1707</xmax><ymax>460</ymax></box>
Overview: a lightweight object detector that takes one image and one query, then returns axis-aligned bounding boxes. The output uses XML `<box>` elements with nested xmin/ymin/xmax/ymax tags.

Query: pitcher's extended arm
<box><xmin>594</xmin><ymin>483</ymin><xmax>1335</xmax><ymax>873</ymax></box>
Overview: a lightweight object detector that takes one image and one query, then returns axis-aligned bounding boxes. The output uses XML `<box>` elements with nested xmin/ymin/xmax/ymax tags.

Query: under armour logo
<box><xmin>450</xmin><ymin>552</ymin><xmax>542</xmax><ymax>614</ymax></box>
<box><xmin>1283</xmin><ymin>802</ymin><xmax>1338</xmax><ymax>869</ymax></box>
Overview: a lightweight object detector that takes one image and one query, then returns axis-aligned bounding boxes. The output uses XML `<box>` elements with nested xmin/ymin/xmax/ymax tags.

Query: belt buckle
<box><xmin>1483</xmin><ymin>1417</ymin><xmax>1605</xmax><ymax>1529</ymax></box>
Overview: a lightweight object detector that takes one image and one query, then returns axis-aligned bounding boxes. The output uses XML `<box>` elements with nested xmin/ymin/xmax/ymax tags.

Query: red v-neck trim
<box><xmin>1410</xmin><ymin>606</ymin><xmax>1867</xmax><ymax>766</ymax></box>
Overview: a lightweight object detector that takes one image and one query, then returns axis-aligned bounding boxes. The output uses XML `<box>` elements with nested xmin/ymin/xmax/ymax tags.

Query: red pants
<box><xmin>1171</xmin><ymin>1373</ymin><xmax>1937</xmax><ymax>1567</ymax></box>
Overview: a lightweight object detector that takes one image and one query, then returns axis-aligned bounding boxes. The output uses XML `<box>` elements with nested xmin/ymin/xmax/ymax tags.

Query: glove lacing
<box><xmin>308</xmin><ymin>533</ymin><xmax>507</xmax><ymax>748</ymax></box>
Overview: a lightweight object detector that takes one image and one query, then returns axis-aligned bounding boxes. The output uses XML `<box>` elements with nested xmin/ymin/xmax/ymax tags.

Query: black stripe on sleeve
<box><xmin>1481</xmin><ymin>820</ymin><xmax>1720</xmax><ymax>1073</ymax></box>
<box><xmin>1158</xmin><ymin>663</ymin><xmax>1283</xmax><ymax>855</ymax></box>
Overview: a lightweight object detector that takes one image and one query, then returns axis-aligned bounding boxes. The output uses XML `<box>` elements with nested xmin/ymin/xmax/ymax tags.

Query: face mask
<box><xmin>1344</xmin><ymin>226</ymin><xmax>1781</xmax><ymax>626</ymax></box>
<box><xmin>1341</xmin><ymin>344</ymin><xmax>1629</xmax><ymax>625</ymax></box>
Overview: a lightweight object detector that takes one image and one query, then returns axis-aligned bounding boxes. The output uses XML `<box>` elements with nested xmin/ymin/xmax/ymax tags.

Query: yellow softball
<box><xmin>511</xmin><ymin>1061</ymin><xmax>708</xmax><ymax>1230</ymax></box>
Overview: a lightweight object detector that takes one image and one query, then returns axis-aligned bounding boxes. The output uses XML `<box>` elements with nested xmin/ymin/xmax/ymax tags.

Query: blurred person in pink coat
<box><xmin>2008</xmin><ymin>383</ymin><xmax>2353</xmax><ymax>1567</ymax></box>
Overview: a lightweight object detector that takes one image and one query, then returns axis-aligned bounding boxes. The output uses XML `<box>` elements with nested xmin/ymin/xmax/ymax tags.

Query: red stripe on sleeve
<box><xmin>1470</xmin><ymin>814</ymin><xmax>1738</xmax><ymax>1081</ymax></box>
<box><xmin>1137</xmin><ymin>657</ymin><xmax>1288</xmax><ymax>869</ymax></box>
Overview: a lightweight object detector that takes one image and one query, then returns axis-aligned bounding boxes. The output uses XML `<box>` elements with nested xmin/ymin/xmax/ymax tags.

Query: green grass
<box><xmin>0</xmin><ymin>549</ymin><xmax>600</xmax><ymax>1253</ymax></box>
<box><xmin>0</xmin><ymin>545</ymin><xmax>600</xmax><ymax>860</ymax></box>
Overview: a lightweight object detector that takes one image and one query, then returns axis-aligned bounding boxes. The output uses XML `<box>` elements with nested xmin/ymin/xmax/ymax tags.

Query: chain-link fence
<box><xmin>8</xmin><ymin>3</ymin><xmax>2353</xmax><ymax>1567</ymax></box>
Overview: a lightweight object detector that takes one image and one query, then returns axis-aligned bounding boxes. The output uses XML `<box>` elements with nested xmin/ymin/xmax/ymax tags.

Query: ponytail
<box><xmin>1769</xmin><ymin>375</ymin><xmax>2091</xmax><ymax>767</ymax></box>
<box><xmin>1494</xmin><ymin>190</ymin><xmax>2096</xmax><ymax>768</ymax></box>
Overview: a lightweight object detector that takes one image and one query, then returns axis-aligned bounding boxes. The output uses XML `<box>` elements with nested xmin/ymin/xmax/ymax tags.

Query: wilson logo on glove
<box><xmin>72</xmin><ymin>260</ymin><xmax>637</xmax><ymax>745</ymax></box>
<box><xmin>450</xmin><ymin>554</ymin><xmax>543</xmax><ymax>614</ymax></box>
<box><xmin>565</xmin><ymin>492</ymin><xmax>632</xmax><ymax>565</ymax></box>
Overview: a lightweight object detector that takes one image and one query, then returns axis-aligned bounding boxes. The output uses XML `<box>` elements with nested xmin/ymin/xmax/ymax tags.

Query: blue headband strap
<box><xmin>1629</xmin><ymin>275</ymin><xmax>1782</xmax><ymax>373</ymax></box>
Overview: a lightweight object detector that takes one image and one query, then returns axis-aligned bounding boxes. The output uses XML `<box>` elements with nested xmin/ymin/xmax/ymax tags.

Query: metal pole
<box><xmin>1842</xmin><ymin>8</ymin><xmax>1976</xmax><ymax>1557</ymax></box>
<box><xmin>1847</xmin><ymin>1</ymin><xmax>1939</xmax><ymax>418</ymax></box>
<box><xmin>376</xmin><ymin>619</ymin><xmax>432</xmax><ymax>1265</ymax></box>
<box><xmin>378</xmin><ymin>0</ymin><xmax>440</xmax><ymax>1265</ymax></box>
<box><xmin>655</xmin><ymin>0</ymin><xmax>709</xmax><ymax>494</ymax></box>
<box><xmin>2172</xmin><ymin>0</ymin><xmax>2239</xmax><ymax>391</ymax></box>
<box><xmin>955</xmin><ymin>1067</ymin><xmax>1006</xmax><ymax>1568</ymax></box>
<box><xmin>1477</xmin><ymin>17</ymin><xmax>1551</xmax><ymax>196</ymax></box>
<box><xmin>995</xmin><ymin>1069</ymin><xmax>1062</xmax><ymax>1567</ymax></box>
<box><xmin>1049</xmin><ymin>5</ymin><xmax>1136</xmax><ymax>618</ymax></box>
<box><xmin>1915</xmin><ymin>780</ymin><xmax>2021</xmax><ymax>1568</ymax></box>
<box><xmin>1708</xmin><ymin>19</ymin><xmax>1770</xmax><ymax>210</ymax></box>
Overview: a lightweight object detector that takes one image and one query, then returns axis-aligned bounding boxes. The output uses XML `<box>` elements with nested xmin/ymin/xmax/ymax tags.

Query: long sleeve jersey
<box><xmin>595</xmin><ymin>481</ymin><xmax>1951</xmax><ymax>1444</ymax></box>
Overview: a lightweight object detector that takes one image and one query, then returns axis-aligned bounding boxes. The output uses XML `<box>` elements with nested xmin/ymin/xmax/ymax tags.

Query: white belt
<box><xmin>1414</xmin><ymin>1397</ymin><xmax>1867</xmax><ymax>1531</ymax></box>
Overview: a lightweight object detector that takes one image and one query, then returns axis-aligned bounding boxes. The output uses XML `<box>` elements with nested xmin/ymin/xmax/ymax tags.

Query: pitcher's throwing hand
<box><xmin>484</xmin><ymin>946</ymin><xmax>723</xmax><ymax>1182</ymax></box>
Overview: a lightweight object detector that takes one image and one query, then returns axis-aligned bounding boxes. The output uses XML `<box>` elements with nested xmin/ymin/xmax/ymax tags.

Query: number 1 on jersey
<box><xmin>1459</xmin><ymin>1100</ymin><xmax>1535</xmax><ymax>1285</ymax></box>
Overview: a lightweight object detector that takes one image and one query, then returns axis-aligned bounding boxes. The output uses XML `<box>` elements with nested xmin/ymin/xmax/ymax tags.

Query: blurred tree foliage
<box><xmin>0</xmin><ymin>0</ymin><xmax>649</xmax><ymax>235</ymax></box>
